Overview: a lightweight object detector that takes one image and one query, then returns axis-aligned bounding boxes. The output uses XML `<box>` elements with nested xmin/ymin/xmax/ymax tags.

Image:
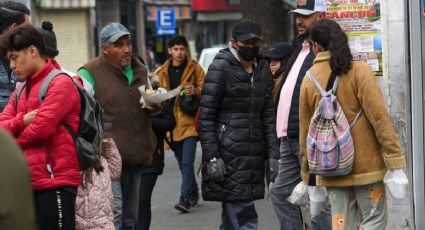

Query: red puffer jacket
<box><xmin>0</xmin><ymin>60</ymin><xmax>81</xmax><ymax>190</ymax></box>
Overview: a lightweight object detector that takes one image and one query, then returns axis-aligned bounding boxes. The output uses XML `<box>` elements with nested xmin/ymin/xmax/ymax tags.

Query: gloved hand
<box><xmin>207</xmin><ymin>157</ymin><xmax>226</xmax><ymax>182</ymax></box>
<box><xmin>266</xmin><ymin>158</ymin><xmax>278</xmax><ymax>183</ymax></box>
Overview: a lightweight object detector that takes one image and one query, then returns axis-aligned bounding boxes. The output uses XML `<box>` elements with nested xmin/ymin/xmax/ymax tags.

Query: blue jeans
<box><xmin>112</xmin><ymin>167</ymin><xmax>144</xmax><ymax>230</ymax></box>
<box><xmin>220</xmin><ymin>201</ymin><xmax>258</xmax><ymax>230</ymax></box>
<box><xmin>112</xmin><ymin>180</ymin><xmax>123</xmax><ymax>230</ymax></box>
<box><xmin>172</xmin><ymin>137</ymin><xmax>199</xmax><ymax>202</ymax></box>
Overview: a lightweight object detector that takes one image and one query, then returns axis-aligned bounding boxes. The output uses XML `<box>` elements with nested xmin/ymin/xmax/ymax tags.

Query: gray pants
<box><xmin>270</xmin><ymin>139</ymin><xmax>304</xmax><ymax>230</ymax></box>
<box><xmin>270</xmin><ymin>139</ymin><xmax>331</xmax><ymax>230</ymax></box>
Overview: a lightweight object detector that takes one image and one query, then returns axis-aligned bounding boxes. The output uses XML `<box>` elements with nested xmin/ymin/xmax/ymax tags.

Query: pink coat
<box><xmin>76</xmin><ymin>138</ymin><xmax>121</xmax><ymax>230</ymax></box>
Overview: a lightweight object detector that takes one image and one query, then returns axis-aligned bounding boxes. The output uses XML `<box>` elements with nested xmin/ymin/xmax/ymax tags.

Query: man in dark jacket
<box><xmin>270</xmin><ymin>0</ymin><xmax>331</xmax><ymax>229</ymax></box>
<box><xmin>0</xmin><ymin>3</ymin><xmax>30</xmax><ymax>111</ymax></box>
<box><xmin>198</xmin><ymin>19</ymin><xmax>279</xmax><ymax>229</ymax></box>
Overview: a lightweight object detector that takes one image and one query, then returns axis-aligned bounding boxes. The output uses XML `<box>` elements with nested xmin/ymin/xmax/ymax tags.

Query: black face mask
<box><xmin>237</xmin><ymin>46</ymin><xmax>260</xmax><ymax>61</ymax></box>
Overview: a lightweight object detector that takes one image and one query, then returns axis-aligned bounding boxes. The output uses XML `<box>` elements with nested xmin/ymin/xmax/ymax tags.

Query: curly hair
<box><xmin>311</xmin><ymin>19</ymin><xmax>353</xmax><ymax>76</ymax></box>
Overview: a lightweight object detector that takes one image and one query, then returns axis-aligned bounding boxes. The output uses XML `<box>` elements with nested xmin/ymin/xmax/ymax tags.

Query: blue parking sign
<box><xmin>157</xmin><ymin>8</ymin><xmax>176</xmax><ymax>36</ymax></box>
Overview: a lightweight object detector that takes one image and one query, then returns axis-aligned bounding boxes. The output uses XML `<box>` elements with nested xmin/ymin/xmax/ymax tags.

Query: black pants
<box><xmin>136</xmin><ymin>173</ymin><xmax>159</xmax><ymax>230</ymax></box>
<box><xmin>34</xmin><ymin>187</ymin><xmax>77</xmax><ymax>230</ymax></box>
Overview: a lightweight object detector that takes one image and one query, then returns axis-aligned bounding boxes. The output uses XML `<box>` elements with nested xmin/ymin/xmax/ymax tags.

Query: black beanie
<box><xmin>37</xmin><ymin>21</ymin><xmax>59</xmax><ymax>57</ymax></box>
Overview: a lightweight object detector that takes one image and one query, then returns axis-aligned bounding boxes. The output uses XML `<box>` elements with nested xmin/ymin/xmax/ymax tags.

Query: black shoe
<box><xmin>189</xmin><ymin>192</ymin><xmax>199</xmax><ymax>207</ymax></box>
<box><xmin>174</xmin><ymin>200</ymin><xmax>190</xmax><ymax>213</ymax></box>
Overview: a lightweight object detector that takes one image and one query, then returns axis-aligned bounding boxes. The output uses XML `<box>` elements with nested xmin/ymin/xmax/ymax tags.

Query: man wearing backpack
<box><xmin>0</xmin><ymin>24</ymin><xmax>81</xmax><ymax>230</ymax></box>
<box><xmin>155</xmin><ymin>35</ymin><xmax>205</xmax><ymax>213</ymax></box>
<box><xmin>77</xmin><ymin>23</ymin><xmax>160</xmax><ymax>230</ymax></box>
<box><xmin>270</xmin><ymin>0</ymin><xmax>331</xmax><ymax>229</ymax></box>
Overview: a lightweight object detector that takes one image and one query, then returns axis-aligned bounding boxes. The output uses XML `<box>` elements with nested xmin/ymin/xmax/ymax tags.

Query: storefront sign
<box><xmin>326</xmin><ymin>0</ymin><xmax>382</xmax><ymax>75</ymax></box>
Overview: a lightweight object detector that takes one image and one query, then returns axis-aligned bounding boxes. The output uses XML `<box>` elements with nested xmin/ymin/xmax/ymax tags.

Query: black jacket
<box><xmin>274</xmin><ymin>36</ymin><xmax>315</xmax><ymax>138</ymax></box>
<box><xmin>142</xmin><ymin>99</ymin><xmax>175</xmax><ymax>175</ymax></box>
<box><xmin>198</xmin><ymin>47</ymin><xmax>279</xmax><ymax>201</ymax></box>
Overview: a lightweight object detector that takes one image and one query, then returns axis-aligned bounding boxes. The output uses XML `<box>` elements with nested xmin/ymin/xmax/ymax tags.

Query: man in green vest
<box><xmin>0</xmin><ymin>129</ymin><xmax>37</xmax><ymax>230</ymax></box>
<box><xmin>78</xmin><ymin>23</ymin><xmax>160</xmax><ymax>230</ymax></box>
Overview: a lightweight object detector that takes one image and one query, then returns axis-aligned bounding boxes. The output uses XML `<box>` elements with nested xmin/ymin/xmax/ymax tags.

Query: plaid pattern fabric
<box><xmin>306</xmin><ymin>71</ymin><xmax>355</xmax><ymax>177</ymax></box>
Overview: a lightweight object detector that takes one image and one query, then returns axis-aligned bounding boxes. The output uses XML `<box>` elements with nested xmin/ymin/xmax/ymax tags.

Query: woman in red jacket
<box><xmin>0</xmin><ymin>24</ymin><xmax>81</xmax><ymax>230</ymax></box>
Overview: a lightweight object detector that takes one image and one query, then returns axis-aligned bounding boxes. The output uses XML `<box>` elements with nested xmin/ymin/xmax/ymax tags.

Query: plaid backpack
<box><xmin>306</xmin><ymin>71</ymin><xmax>362</xmax><ymax>177</ymax></box>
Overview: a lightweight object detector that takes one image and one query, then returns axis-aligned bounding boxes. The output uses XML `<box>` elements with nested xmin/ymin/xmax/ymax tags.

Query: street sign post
<box><xmin>156</xmin><ymin>8</ymin><xmax>176</xmax><ymax>36</ymax></box>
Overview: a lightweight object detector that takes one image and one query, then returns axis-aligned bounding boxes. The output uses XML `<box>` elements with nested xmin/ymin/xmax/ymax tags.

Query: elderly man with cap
<box><xmin>197</xmin><ymin>19</ymin><xmax>279</xmax><ymax>229</ymax></box>
<box><xmin>270</xmin><ymin>0</ymin><xmax>331</xmax><ymax>229</ymax></box>
<box><xmin>77</xmin><ymin>22</ymin><xmax>159</xmax><ymax>230</ymax></box>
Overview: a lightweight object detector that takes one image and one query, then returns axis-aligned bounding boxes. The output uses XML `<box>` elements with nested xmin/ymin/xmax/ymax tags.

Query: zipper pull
<box><xmin>218</xmin><ymin>124</ymin><xmax>226</xmax><ymax>139</ymax></box>
<box><xmin>47</xmin><ymin>164</ymin><xmax>54</xmax><ymax>178</ymax></box>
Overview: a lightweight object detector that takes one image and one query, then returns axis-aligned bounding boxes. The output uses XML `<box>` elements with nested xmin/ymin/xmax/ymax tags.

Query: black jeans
<box><xmin>34</xmin><ymin>187</ymin><xmax>77</xmax><ymax>230</ymax></box>
<box><xmin>136</xmin><ymin>173</ymin><xmax>159</xmax><ymax>230</ymax></box>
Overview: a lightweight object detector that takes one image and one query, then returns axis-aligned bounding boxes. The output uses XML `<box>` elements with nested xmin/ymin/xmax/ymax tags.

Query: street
<box><xmin>150</xmin><ymin>143</ymin><xmax>280</xmax><ymax>230</ymax></box>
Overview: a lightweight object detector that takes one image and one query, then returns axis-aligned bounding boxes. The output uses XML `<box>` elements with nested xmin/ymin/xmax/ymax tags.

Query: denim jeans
<box><xmin>112</xmin><ymin>180</ymin><xmax>123</xmax><ymax>230</ymax></box>
<box><xmin>220</xmin><ymin>201</ymin><xmax>258</xmax><ymax>230</ymax></box>
<box><xmin>112</xmin><ymin>167</ymin><xmax>144</xmax><ymax>230</ymax></box>
<box><xmin>172</xmin><ymin>137</ymin><xmax>199</xmax><ymax>202</ymax></box>
<box><xmin>270</xmin><ymin>139</ymin><xmax>303</xmax><ymax>230</ymax></box>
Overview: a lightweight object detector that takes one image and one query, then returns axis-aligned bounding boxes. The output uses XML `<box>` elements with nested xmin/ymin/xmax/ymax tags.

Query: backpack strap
<box><xmin>331</xmin><ymin>76</ymin><xmax>340</xmax><ymax>94</ymax></box>
<box><xmin>38</xmin><ymin>69</ymin><xmax>69</xmax><ymax>104</ymax></box>
<box><xmin>350</xmin><ymin>108</ymin><xmax>363</xmax><ymax>129</ymax></box>
<box><xmin>38</xmin><ymin>70</ymin><xmax>77</xmax><ymax>138</ymax></box>
<box><xmin>306</xmin><ymin>71</ymin><xmax>328</xmax><ymax>97</ymax></box>
<box><xmin>14</xmin><ymin>82</ymin><xmax>26</xmax><ymax>108</ymax></box>
<box><xmin>307</xmin><ymin>70</ymin><xmax>341</xmax><ymax>96</ymax></box>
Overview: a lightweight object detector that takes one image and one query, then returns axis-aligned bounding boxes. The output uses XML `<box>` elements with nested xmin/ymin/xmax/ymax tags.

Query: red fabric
<box><xmin>0</xmin><ymin>60</ymin><xmax>81</xmax><ymax>190</ymax></box>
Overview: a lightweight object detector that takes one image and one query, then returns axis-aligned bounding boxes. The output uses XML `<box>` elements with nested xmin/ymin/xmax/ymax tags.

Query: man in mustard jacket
<box><xmin>156</xmin><ymin>35</ymin><xmax>205</xmax><ymax>213</ymax></box>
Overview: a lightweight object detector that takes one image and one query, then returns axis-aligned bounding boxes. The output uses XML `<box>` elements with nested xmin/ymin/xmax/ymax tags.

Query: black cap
<box><xmin>231</xmin><ymin>19</ymin><xmax>262</xmax><ymax>41</ymax></box>
<box><xmin>265</xmin><ymin>42</ymin><xmax>293</xmax><ymax>60</ymax></box>
<box><xmin>37</xmin><ymin>21</ymin><xmax>59</xmax><ymax>57</ymax></box>
<box><xmin>289</xmin><ymin>0</ymin><xmax>327</xmax><ymax>16</ymax></box>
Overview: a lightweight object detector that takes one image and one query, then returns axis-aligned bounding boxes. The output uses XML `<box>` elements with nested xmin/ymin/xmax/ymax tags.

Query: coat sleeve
<box><xmin>355</xmin><ymin>62</ymin><xmax>406</xmax><ymax>170</ymax></box>
<box><xmin>195</xmin><ymin>65</ymin><xmax>205</xmax><ymax>98</ymax></box>
<box><xmin>101</xmin><ymin>138</ymin><xmax>122</xmax><ymax>180</ymax></box>
<box><xmin>261</xmin><ymin>70</ymin><xmax>279</xmax><ymax>160</ymax></box>
<box><xmin>299</xmin><ymin>78</ymin><xmax>314</xmax><ymax>184</ymax></box>
<box><xmin>0</xmin><ymin>90</ymin><xmax>26</xmax><ymax>136</ymax></box>
<box><xmin>16</xmin><ymin>75</ymin><xmax>80</xmax><ymax>149</ymax></box>
<box><xmin>198</xmin><ymin>62</ymin><xmax>225</xmax><ymax>161</ymax></box>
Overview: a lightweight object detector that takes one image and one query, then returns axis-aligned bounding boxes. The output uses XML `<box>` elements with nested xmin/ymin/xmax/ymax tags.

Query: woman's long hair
<box><xmin>273</xmin><ymin>57</ymin><xmax>290</xmax><ymax>79</ymax></box>
<box><xmin>311</xmin><ymin>19</ymin><xmax>353</xmax><ymax>76</ymax></box>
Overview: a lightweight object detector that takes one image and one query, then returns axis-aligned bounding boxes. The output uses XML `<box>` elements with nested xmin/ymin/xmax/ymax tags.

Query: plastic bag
<box><xmin>308</xmin><ymin>186</ymin><xmax>327</xmax><ymax>216</ymax></box>
<box><xmin>383</xmin><ymin>169</ymin><xmax>408</xmax><ymax>199</ymax></box>
<box><xmin>287</xmin><ymin>181</ymin><xmax>309</xmax><ymax>206</ymax></box>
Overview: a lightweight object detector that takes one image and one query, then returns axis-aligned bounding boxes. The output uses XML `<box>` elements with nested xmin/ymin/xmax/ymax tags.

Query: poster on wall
<box><xmin>326</xmin><ymin>0</ymin><xmax>382</xmax><ymax>75</ymax></box>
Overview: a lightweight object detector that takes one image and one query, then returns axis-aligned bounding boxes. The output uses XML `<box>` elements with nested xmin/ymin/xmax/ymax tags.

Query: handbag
<box><xmin>178</xmin><ymin>74</ymin><xmax>200</xmax><ymax>116</ymax></box>
<box><xmin>179</xmin><ymin>93</ymin><xmax>200</xmax><ymax>116</ymax></box>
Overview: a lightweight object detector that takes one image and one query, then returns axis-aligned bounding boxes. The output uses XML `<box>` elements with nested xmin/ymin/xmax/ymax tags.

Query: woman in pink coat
<box><xmin>76</xmin><ymin>138</ymin><xmax>122</xmax><ymax>230</ymax></box>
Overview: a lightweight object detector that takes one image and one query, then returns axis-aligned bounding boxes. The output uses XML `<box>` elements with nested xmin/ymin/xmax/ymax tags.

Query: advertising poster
<box><xmin>326</xmin><ymin>0</ymin><xmax>382</xmax><ymax>75</ymax></box>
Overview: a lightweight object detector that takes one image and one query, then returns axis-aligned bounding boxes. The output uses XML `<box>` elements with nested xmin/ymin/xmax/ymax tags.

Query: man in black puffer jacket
<box><xmin>198</xmin><ymin>19</ymin><xmax>279</xmax><ymax>229</ymax></box>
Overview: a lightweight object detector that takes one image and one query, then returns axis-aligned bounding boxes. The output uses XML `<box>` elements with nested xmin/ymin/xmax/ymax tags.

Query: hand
<box><xmin>183</xmin><ymin>85</ymin><xmax>196</xmax><ymax>96</ymax></box>
<box><xmin>23</xmin><ymin>109</ymin><xmax>38</xmax><ymax>126</ymax></box>
<box><xmin>266</xmin><ymin>158</ymin><xmax>278</xmax><ymax>183</ymax></box>
<box><xmin>207</xmin><ymin>158</ymin><xmax>226</xmax><ymax>182</ymax></box>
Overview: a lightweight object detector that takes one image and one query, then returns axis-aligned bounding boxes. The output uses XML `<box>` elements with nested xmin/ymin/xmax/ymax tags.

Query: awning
<box><xmin>36</xmin><ymin>0</ymin><xmax>95</xmax><ymax>9</ymax></box>
<box><xmin>197</xmin><ymin>11</ymin><xmax>242</xmax><ymax>21</ymax></box>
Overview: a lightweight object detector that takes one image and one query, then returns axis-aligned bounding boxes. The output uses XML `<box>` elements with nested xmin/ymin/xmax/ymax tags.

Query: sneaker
<box><xmin>174</xmin><ymin>200</ymin><xmax>190</xmax><ymax>213</ymax></box>
<box><xmin>189</xmin><ymin>192</ymin><xmax>199</xmax><ymax>207</ymax></box>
